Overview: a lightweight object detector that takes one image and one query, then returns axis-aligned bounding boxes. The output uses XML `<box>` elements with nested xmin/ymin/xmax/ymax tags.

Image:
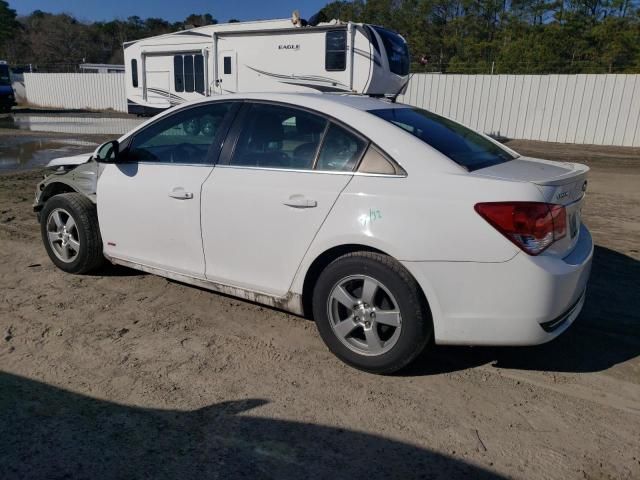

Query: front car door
<box><xmin>97</xmin><ymin>101</ymin><xmax>237</xmax><ymax>277</ymax></box>
<box><xmin>201</xmin><ymin>102</ymin><xmax>369</xmax><ymax>296</ymax></box>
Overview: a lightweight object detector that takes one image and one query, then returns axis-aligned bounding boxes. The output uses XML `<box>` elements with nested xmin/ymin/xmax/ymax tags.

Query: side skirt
<box><xmin>106</xmin><ymin>255</ymin><xmax>305</xmax><ymax>315</ymax></box>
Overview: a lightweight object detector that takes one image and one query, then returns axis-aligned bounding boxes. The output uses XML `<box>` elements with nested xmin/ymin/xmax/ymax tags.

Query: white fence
<box><xmin>24</xmin><ymin>73</ymin><xmax>127</xmax><ymax>112</ymax></box>
<box><xmin>398</xmin><ymin>74</ymin><xmax>640</xmax><ymax>147</ymax></box>
<box><xmin>19</xmin><ymin>72</ymin><xmax>640</xmax><ymax>146</ymax></box>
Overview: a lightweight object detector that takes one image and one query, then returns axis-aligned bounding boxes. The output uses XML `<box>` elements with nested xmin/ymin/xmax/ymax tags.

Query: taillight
<box><xmin>474</xmin><ymin>202</ymin><xmax>567</xmax><ymax>255</ymax></box>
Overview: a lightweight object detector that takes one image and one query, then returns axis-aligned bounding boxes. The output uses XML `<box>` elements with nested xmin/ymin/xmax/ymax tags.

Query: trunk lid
<box><xmin>472</xmin><ymin>156</ymin><xmax>589</xmax><ymax>257</ymax></box>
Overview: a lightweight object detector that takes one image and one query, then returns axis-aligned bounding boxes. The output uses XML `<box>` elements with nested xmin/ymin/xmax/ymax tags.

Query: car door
<box><xmin>201</xmin><ymin>102</ymin><xmax>368</xmax><ymax>296</ymax></box>
<box><xmin>97</xmin><ymin>101</ymin><xmax>237</xmax><ymax>277</ymax></box>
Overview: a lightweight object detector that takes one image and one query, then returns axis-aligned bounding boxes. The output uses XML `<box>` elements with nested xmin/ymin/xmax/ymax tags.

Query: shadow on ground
<box><xmin>404</xmin><ymin>245</ymin><xmax>640</xmax><ymax>376</ymax></box>
<box><xmin>0</xmin><ymin>372</ymin><xmax>503</xmax><ymax>479</ymax></box>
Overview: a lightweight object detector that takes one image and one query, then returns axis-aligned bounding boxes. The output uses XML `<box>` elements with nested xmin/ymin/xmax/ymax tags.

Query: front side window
<box><xmin>316</xmin><ymin>124</ymin><xmax>367</xmax><ymax>171</ymax></box>
<box><xmin>372</xmin><ymin>26</ymin><xmax>410</xmax><ymax>76</ymax></box>
<box><xmin>325</xmin><ymin>30</ymin><xmax>347</xmax><ymax>71</ymax></box>
<box><xmin>126</xmin><ymin>103</ymin><xmax>232</xmax><ymax>164</ymax></box>
<box><xmin>131</xmin><ymin>59</ymin><xmax>138</xmax><ymax>87</ymax></box>
<box><xmin>230</xmin><ymin>103</ymin><xmax>327</xmax><ymax>169</ymax></box>
<box><xmin>369</xmin><ymin>107</ymin><xmax>517</xmax><ymax>171</ymax></box>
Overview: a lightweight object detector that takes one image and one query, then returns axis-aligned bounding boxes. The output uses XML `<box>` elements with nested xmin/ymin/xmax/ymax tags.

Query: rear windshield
<box><xmin>368</xmin><ymin>107</ymin><xmax>517</xmax><ymax>171</ymax></box>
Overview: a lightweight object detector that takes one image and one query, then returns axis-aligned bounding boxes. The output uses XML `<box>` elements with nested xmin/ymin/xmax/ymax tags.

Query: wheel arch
<box><xmin>300</xmin><ymin>244</ymin><xmax>432</xmax><ymax>321</ymax></box>
<box><xmin>36</xmin><ymin>181</ymin><xmax>79</xmax><ymax>211</ymax></box>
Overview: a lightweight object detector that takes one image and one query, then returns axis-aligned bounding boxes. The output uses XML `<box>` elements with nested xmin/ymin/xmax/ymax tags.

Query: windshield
<box><xmin>372</xmin><ymin>26</ymin><xmax>410</xmax><ymax>76</ymax></box>
<box><xmin>369</xmin><ymin>107</ymin><xmax>517</xmax><ymax>171</ymax></box>
<box><xmin>0</xmin><ymin>65</ymin><xmax>10</xmax><ymax>86</ymax></box>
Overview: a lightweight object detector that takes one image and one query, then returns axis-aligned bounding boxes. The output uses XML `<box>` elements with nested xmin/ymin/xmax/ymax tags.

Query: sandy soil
<box><xmin>1</xmin><ymin>140</ymin><xmax>639</xmax><ymax>479</ymax></box>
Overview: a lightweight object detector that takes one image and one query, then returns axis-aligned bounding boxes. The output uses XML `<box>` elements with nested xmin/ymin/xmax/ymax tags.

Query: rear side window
<box><xmin>131</xmin><ymin>59</ymin><xmax>138</xmax><ymax>88</ymax></box>
<box><xmin>325</xmin><ymin>30</ymin><xmax>347</xmax><ymax>71</ymax></box>
<box><xmin>316</xmin><ymin>124</ymin><xmax>367</xmax><ymax>172</ymax></box>
<box><xmin>368</xmin><ymin>107</ymin><xmax>517</xmax><ymax>171</ymax></box>
<box><xmin>230</xmin><ymin>103</ymin><xmax>327</xmax><ymax>169</ymax></box>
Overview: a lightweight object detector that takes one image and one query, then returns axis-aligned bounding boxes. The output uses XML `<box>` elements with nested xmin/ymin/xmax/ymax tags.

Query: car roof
<box><xmin>184</xmin><ymin>92</ymin><xmax>409</xmax><ymax>113</ymax></box>
<box><xmin>121</xmin><ymin>93</ymin><xmax>462</xmax><ymax>175</ymax></box>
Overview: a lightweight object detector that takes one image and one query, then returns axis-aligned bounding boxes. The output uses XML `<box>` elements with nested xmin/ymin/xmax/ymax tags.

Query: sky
<box><xmin>10</xmin><ymin>0</ymin><xmax>330</xmax><ymax>23</ymax></box>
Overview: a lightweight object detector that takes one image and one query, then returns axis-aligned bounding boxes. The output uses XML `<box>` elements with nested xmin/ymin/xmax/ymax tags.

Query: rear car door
<box><xmin>201</xmin><ymin>102</ymin><xmax>368</xmax><ymax>296</ymax></box>
<box><xmin>97</xmin><ymin>101</ymin><xmax>237</xmax><ymax>277</ymax></box>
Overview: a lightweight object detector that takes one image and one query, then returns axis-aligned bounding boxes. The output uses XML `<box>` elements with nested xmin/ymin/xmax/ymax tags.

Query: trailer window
<box><xmin>131</xmin><ymin>59</ymin><xmax>138</xmax><ymax>88</ymax></box>
<box><xmin>174</xmin><ymin>56</ymin><xmax>184</xmax><ymax>92</ymax></box>
<box><xmin>223</xmin><ymin>57</ymin><xmax>231</xmax><ymax>75</ymax></box>
<box><xmin>194</xmin><ymin>55</ymin><xmax>204</xmax><ymax>93</ymax></box>
<box><xmin>371</xmin><ymin>26</ymin><xmax>410</xmax><ymax>76</ymax></box>
<box><xmin>325</xmin><ymin>30</ymin><xmax>346</xmax><ymax>71</ymax></box>
<box><xmin>184</xmin><ymin>55</ymin><xmax>194</xmax><ymax>92</ymax></box>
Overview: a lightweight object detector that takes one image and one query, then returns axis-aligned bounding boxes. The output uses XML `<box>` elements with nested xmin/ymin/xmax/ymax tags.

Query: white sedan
<box><xmin>34</xmin><ymin>93</ymin><xmax>593</xmax><ymax>373</ymax></box>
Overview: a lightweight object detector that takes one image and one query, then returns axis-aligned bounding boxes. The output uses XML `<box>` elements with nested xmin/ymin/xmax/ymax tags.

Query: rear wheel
<box><xmin>40</xmin><ymin>193</ymin><xmax>104</xmax><ymax>274</ymax></box>
<box><xmin>312</xmin><ymin>251</ymin><xmax>432</xmax><ymax>374</ymax></box>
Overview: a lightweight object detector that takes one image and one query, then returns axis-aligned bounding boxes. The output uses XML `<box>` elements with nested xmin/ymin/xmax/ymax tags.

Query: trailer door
<box><xmin>144</xmin><ymin>55</ymin><xmax>171</xmax><ymax>107</ymax></box>
<box><xmin>217</xmin><ymin>50</ymin><xmax>237</xmax><ymax>93</ymax></box>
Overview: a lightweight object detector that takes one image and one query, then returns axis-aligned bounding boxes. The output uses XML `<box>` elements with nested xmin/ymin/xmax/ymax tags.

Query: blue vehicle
<box><xmin>0</xmin><ymin>61</ymin><xmax>16</xmax><ymax>112</ymax></box>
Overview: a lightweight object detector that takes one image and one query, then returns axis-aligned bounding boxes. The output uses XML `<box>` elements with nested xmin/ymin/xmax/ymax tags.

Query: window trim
<box><xmin>325</xmin><ymin>30</ymin><xmax>347</xmax><ymax>72</ymax></box>
<box><xmin>118</xmin><ymin>101</ymin><xmax>243</xmax><ymax>166</ymax></box>
<box><xmin>128</xmin><ymin>99</ymin><xmax>406</xmax><ymax>176</ymax></box>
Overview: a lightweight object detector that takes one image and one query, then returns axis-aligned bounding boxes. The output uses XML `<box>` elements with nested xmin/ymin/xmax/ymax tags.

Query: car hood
<box><xmin>46</xmin><ymin>152</ymin><xmax>93</xmax><ymax>168</ymax></box>
<box><xmin>0</xmin><ymin>84</ymin><xmax>13</xmax><ymax>95</ymax></box>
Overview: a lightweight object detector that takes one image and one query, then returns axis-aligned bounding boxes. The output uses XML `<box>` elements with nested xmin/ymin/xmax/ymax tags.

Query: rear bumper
<box><xmin>403</xmin><ymin>224</ymin><xmax>593</xmax><ymax>346</ymax></box>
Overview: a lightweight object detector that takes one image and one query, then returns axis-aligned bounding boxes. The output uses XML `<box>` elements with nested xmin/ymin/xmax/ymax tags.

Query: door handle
<box><xmin>283</xmin><ymin>194</ymin><xmax>317</xmax><ymax>209</ymax></box>
<box><xmin>168</xmin><ymin>187</ymin><xmax>194</xmax><ymax>200</ymax></box>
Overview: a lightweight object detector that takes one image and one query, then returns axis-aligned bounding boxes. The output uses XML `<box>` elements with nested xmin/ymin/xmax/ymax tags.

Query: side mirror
<box><xmin>94</xmin><ymin>140</ymin><xmax>119</xmax><ymax>163</ymax></box>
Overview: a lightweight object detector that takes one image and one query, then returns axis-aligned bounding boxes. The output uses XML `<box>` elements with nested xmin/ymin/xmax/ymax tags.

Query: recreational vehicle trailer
<box><xmin>123</xmin><ymin>18</ymin><xmax>410</xmax><ymax>115</ymax></box>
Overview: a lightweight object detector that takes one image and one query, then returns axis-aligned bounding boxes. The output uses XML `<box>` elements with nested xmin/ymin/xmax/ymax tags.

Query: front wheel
<box><xmin>40</xmin><ymin>193</ymin><xmax>104</xmax><ymax>274</ymax></box>
<box><xmin>312</xmin><ymin>251</ymin><xmax>432</xmax><ymax>374</ymax></box>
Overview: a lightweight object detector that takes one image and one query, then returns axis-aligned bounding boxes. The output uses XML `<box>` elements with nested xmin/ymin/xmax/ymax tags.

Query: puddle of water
<box><xmin>0</xmin><ymin>138</ymin><xmax>96</xmax><ymax>172</ymax></box>
<box><xmin>0</xmin><ymin>114</ymin><xmax>143</xmax><ymax>135</ymax></box>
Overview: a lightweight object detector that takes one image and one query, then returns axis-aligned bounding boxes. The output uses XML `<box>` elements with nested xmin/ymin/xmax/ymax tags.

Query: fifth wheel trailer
<box><xmin>123</xmin><ymin>18</ymin><xmax>410</xmax><ymax>115</ymax></box>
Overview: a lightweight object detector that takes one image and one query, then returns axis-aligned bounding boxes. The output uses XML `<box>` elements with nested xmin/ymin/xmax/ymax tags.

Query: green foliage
<box><xmin>0</xmin><ymin>0</ymin><xmax>18</xmax><ymax>51</ymax></box>
<box><xmin>320</xmin><ymin>0</ymin><xmax>640</xmax><ymax>73</ymax></box>
<box><xmin>0</xmin><ymin>11</ymin><xmax>219</xmax><ymax>70</ymax></box>
<box><xmin>2</xmin><ymin>2</ymin><xmax>638</xmax><ymax>73</ymax></box>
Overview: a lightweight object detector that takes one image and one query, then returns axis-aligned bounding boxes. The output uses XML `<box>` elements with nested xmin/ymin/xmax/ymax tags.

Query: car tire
<box><xmin>40</xmin><ymin>193</ymin><xmax>104</xmax><ymax>274</ymax></box>
<box><xmin>312</xmin><ymin>251</ymin><xmax>432</xmax><ymax>374</ymax></box>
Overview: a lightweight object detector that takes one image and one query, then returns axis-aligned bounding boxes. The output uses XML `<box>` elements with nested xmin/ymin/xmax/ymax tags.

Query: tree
<box><xmin>0</xmin><ymin>0</ymin><xmax>18</xmax><ymax>55</ymax></box>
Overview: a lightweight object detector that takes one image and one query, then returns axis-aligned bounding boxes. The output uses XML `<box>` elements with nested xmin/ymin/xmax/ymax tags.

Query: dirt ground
<box><xmin>0</xmin><ymin>135</ymin><xmax>639</xmax><ymax>479</ymax></box>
